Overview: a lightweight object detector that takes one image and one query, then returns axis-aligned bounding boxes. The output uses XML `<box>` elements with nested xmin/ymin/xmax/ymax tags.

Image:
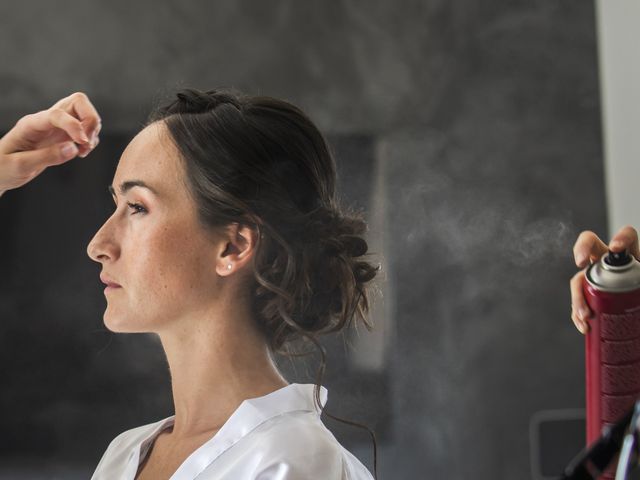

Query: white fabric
<box><xmin>90</xmin><ymin>383</ymin><xmax>374</xmax><ymax>479</ymax></box>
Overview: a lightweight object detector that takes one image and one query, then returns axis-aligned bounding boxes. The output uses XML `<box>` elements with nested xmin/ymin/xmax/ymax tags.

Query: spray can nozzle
<box><xmin>604</xmin><ymin>250</ymin><xmax>632</xmax><ymax>267</ymax></box>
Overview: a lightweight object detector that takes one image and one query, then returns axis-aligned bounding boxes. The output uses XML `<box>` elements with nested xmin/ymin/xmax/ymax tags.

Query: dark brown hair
<box><xmin>146</xmin><ymin>87</ymin><xmax>380</xmax><ymax>477</ymax></box>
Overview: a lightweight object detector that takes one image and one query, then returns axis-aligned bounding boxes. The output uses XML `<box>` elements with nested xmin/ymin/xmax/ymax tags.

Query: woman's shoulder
<box><xmin>244</xmin><ymin>411</ymin><xmax>374</xmax><ymax>480</ymax></box>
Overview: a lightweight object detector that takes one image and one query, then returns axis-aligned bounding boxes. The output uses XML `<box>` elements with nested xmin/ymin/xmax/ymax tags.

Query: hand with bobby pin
<box><xmin>0</xmin><ymin>91</ymin><xmax>101</xmax><ymax>197</ymax></box>
<box><xmin>570</xmin><ymin>225</ymin><xmax>640</xmax><ymax>333</ymax></box>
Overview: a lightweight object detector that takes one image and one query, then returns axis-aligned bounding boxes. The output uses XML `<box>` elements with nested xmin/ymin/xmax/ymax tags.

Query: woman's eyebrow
<box><xmin>107</xmin><ymin>180</ymin><xmax>158</xmax><ymax>197</ymax></box>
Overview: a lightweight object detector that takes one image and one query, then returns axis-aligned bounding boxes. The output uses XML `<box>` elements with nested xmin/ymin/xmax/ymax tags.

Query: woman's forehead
<box><xmin>112</xmin><ymin>123</ymin><xmax>183</xmax><ymax>196</ymax></box>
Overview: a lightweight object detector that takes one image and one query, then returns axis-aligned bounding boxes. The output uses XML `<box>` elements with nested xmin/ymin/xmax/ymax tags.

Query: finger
<box><xmin>47</xmin><ymin>108</ymin><xmax>90</xmax><ymax>144</ymax></box>
<box><xmin>8</xmin><ymin>141</ymin><xmax>80</xmax><ymax>170</ymax></box>
<box><xmin>571</xmin><ymin>310</ymin><xmax>589</xmax><ymax>335</ymax></box>
<box><xmin>78</xmin><ymin>134</ymin><xmax>99</xmax><ymax>158</ymax></box>
<box><xmin>90</xmin><ymin>121</ymin><xmax>102</xmax><ymax>144</ymax></box>
<box><xmin>8</xmin><ymin>109</ymin><xmax>89</xmax><ymax>146</ymax></box>
<box><xmin>51</xmin><ymin>92</ymin><xmax>101</xmax><ymax>140</ymax></box>
<box><xmin>573</xmin><ymin>230</ymin><xmax>609</xmax><ymax>268</ymax></box>
<box><xmin>570</xmin><ymin>270</ymin><xmax>593</xmax><ymax>324</ymax></box>
<box><xmin>609</xmin><ymin>225</ymin><xmax>640</xmax><ymax>259</ymax></box>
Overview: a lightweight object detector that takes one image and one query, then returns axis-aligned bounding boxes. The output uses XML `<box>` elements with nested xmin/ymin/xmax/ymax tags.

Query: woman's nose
<box><xmin>87</xmin><ymin>218</ymin><xmax>119</xmax><ymax>263</ymax></box>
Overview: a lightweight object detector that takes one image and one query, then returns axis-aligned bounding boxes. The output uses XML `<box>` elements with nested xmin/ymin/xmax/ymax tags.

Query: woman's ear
<box><xmin>215</xmin><ymin>222</ymin><xmax>259</xmax><ymax>276</ymax></box>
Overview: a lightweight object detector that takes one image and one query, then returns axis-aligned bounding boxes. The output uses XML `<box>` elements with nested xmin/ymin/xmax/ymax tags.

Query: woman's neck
<box><xmin>156</xmin><ymin>306</ymin><xmax>288</xmax><ymax>439</ymax></box>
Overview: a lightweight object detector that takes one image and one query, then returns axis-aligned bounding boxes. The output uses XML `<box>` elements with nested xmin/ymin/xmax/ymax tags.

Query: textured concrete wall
<box><xmin>0</xmin><ymin>1</ymin><xmax>603</xmax><ymax>479</ymax></box>
<box><xmin>0</xmin><ymin>0</ymin><xmax>455</xmax><ymax>135</ymax></box>
<box><xmin>378</xmin><ymin>2</ymin><xmax>604</xmax><ymax>478</ymax></box>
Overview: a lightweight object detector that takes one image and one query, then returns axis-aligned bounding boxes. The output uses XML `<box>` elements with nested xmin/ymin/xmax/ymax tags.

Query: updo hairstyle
<box><xmin>146</xmin><ymin>87</ymin><xmax>380</xmax><ymax>477</ymax></box>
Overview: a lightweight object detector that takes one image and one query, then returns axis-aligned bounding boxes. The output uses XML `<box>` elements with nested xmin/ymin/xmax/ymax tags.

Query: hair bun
<box><xmin>301</xmin><ymin>206</ymin><xmax>369</xmax><ymax>259</ymax></box>
<box><xmin>163</xmin><ymin>88</ymin><xmax>242</xmax><ymax>115</ymax></box>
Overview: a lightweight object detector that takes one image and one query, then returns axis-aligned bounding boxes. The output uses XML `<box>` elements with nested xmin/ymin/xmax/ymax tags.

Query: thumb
<box><xmin>11</xmin><ymin>141</ymin><xmax>79</xmax><ymax>171</ymax></box>
<box><xmin>2</xmin><ymin>142</ymin><xmax>80</xmax><ymax>191</ymax></box>
<box><xmin>609</xmin><ymin>225</ymin><xmax>640</xmax><ymax>260</ymax></box>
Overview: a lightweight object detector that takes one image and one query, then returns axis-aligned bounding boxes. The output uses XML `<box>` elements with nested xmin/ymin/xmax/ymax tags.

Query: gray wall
<box><xmin>594</xmin><ymin>0</ymin><xmax>640</xmax><ymax>235</ymax></box>
<box><xmin>0</xmin><ymin>1</ymin><xmax>604</xmax><ymax>479</ymax></box>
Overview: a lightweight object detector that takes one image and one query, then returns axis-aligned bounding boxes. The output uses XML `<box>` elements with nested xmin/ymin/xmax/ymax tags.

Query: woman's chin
<box><xmin>103</xmin><ymin>312</ymin><xmax>138</xmax><ymax>333</ymax></box>
<box><xmin>103</xmin><ymin>310</ymin><xmax>160</xmax><ymax>333</ymax></box>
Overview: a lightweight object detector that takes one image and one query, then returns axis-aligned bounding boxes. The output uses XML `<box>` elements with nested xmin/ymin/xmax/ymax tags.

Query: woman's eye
<box><xmin>126</xmin><ymin>202</ymin><xmax>147</xmax><ymax>215</ymax></box>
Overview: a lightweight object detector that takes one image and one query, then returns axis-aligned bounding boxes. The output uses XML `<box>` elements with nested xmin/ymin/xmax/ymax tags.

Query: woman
<box><xmin>0</xmin><ymin>90</ymin><xmax>379</xmax><ymax>479</ymax></box>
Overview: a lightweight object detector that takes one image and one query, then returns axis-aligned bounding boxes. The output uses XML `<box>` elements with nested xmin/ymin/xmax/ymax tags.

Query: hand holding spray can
<box><xmin>583</xmin><ymin>250</ymin><xmax>640</xmax><ymax>460</ymax></box>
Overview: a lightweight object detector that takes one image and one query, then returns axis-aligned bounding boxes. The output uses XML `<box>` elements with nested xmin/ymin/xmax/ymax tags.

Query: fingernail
<box><xmin>579</xmin><ymin>307</ymin><xmax>590</xmax><ymax>320</ymax></box>
<box><xmin>91</xmin><ymin>124</ymin><xmax>101</xmax><ymax>141</ymax></box>
<box><xmin>611</xmin><ymin>240</ymin><xmax>623</xmax><ymax>250</ymax></box>
<box><xmin>576</xmin><ymin>253</ymin><xmax>586</xmax><ymax>266</ymax></box>
<box><xmin>61</xmin><ymin>142</ymin><xmax>78</xmax><ymax>158</ymax></box>
<box><xmin>577</xmin><ymin>322</ymin><xmax>585</xmax><ymax>334</ymax></box>
<box><xmin>90</xmin><ymin>134</ymin><xmax>99</xmax><ymax>149</ymax></box>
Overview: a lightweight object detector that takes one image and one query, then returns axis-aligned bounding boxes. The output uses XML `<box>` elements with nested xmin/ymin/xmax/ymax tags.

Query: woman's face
<box><xmin>87</xmin><ymin>122</ymin><xmax>223</xmax><ymax>333</ymax></box>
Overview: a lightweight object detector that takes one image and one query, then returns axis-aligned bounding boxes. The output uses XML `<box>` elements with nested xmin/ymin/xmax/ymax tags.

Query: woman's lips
<box><xmin>104</xmin><ymin>281</ymin><xmax>122</xmax><ymax>294</ymax></box>
<box><xmin>100</xmin><ymin>273</ymin><xmax>121</xmax><ymax>288</ymax></box>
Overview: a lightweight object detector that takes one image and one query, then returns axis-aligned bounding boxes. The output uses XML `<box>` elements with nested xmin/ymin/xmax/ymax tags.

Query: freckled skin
<box><xmin>84</xmin><ymin>119</ymin><xmax>289</xmax><ymax>463</ymax></box>
<box><xmin>86</xmin><ymin>122</ymin><xmax>223</xmax><ymax>334</ymax></box>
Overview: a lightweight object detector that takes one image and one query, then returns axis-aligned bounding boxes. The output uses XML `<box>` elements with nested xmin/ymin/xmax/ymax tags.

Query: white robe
<box><xmin>90</xmin><ymin>383</ymin><xmax>375</xmax><ymax>479</ymax></box>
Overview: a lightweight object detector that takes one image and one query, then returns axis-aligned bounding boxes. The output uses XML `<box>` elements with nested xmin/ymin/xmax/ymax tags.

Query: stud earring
<box><xmin>227</xmin><ymin>264</ymin><xmax>232</xmax><ymax>270</ymax></box>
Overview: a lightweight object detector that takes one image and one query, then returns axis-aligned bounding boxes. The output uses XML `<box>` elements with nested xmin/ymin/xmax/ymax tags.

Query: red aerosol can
<box><xmin>584</xmin><ymin>250</ymin><xmax>640</xmax><ymax>458</ymax></box>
